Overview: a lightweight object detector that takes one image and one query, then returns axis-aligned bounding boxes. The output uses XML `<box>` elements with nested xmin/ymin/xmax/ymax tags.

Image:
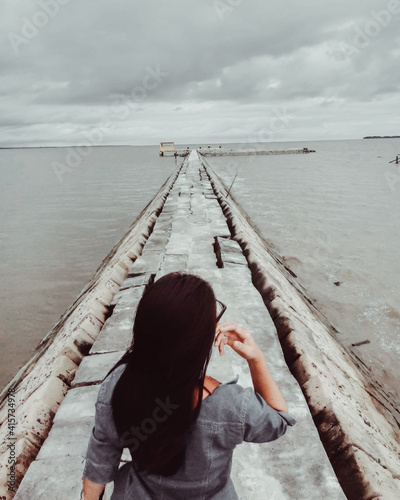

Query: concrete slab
<box><xmin>165</xmin><ymin>233</ymin><xmax>193</xmax><ymax>254</ymax></box>
<box><xmin>189</xmin><ymin>216</ymin><xmax>210</xmax><ymax>226</ymax></box>
<box><xmin>217</xmin><ymin>237</ymin><xmax>249</xmax><ymax>264</ymax></box>
<box><xmin>120</xmin><ymin>273</ymin><xmax>151</xmax><ymax>288</ymax></box>
<box><xmin>221</xmin><ymin>255</ymin><xmax>248</xmax><ymax>267</ymax></box>
<box><xmin>217</xmin><ymin>237</ymin><xmax>244</xmax><ymax>253</ymax></box>
<box><xmin>206</xmin><ymin>211</ymin><xmax>228</xmax><ymax>225</ymax></box>
<box><xmin>128</xmin><ymin>253</ymin><xmax>163</xmax><ymax>274</ymax></box>
<box><xmin>173</xmin><ymin>209</ymin><xmax>190</xmax><ymax>218</ymax></box>
<box><xmin>189</xmin><ymin>245</ymin><xmax>216</xmax><ymax>262</ymax></box>
<box><xmin>14</xmin><ymin>457</ymin><xmax>85</xmax><ymax>500</ymax></box>
<box><xmin>161</xmin><ymin>253</ymin><xmax>188</xmax><ymax>269</ymax></box>
<box><xmin>99</xmin><ymin>305</ymin><xmax>135</xmax><ymax>333</ymax></box>
<box><xmin>140</xmin><ymin>234</ymin><xmax>169</xmax><ymax>253</ymax></box>
<box><xmin>150</xmin><ymin>224</ymin><xmax>173</xmax><ymax>236</ymax></box>
<box><xmin>53</xmin><ymin>385</ymin><xmax>100</xmax><ymax>424</ymax></box>
<box><xmin>36</xmin><ymin>387</ymin><xmax>101</xmax><ymax>461</ymax></box>
<box><xmin>71</xmin><ymin>352</ymin><xmax>125</xmax><ymax>388</ymax></box>
<box><xmin>171</xmin><ymin>217</ymin><xmax>191</xmax><ymax>234</ymax></box>
<box><xmin>37</xmin><ymin>418</ymin><xmax>93</xmax><ymax>460</ymax></box>
<box><xmin>110</xmin><ymin>284</ymin><xmax>146</xmax><ymax>308</ymax></box>
<box><xmin>89</xmin><ymin>323</ymin><xmax>132</xmax><ymax>354</ymax></box>
<box><xmin>143</xmin><ymin>217</ymin><xmax>171</xmax><ymax>237</ymax></box>
<box><xmin>210</xmin><ymin>223</ymin><xmax>232</xmax><ymax>238</ymax></box>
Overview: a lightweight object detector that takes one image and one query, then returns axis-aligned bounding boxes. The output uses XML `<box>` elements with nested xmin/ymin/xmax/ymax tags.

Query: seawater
<box><xmin>1</xmin><ymin>141</ymin><xmax>399</xmax><ymax>402</ymax></box>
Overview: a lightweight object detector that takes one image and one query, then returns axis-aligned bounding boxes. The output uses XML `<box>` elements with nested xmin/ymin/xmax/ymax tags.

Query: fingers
<box><xmin>214</xmin><ymin>321</ymin><xmax>264</xmax><ymax>362</ymax></box>
<box><xmin>218</xmin><ymin>335</ymin><xmax>229</xmax><ymax>356</ymax></box>
<box><xmin>214</xmin><ymin>322</ymin><xmax>252</xmax><ymax>357</ymax></box>
<box><xmin>231</xmin><ymin>339</ymin><xmax>251</xmax><ymax>358</ymax></box>
<box><xmin>214</xmin><ymin>328</ymin><xmax>238</xmax><ymax>348</ymax></box>
<box><xmin>214</xmin><ymin>331</ymin><xmax>231</xmax><ymax>356</ymax></box>
<box><xmin>217</xmin><ymin>322</ymin><xmax>250</xmax><ymax>338</ymax></box>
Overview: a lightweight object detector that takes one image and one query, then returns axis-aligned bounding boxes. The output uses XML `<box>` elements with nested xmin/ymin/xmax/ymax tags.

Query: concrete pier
<box><xmin>160</xmin><ymin>147</ymin><xmax>316</xmax><ymax>158</ymax></box>
<box><xmin>14</xmin><ymin>152</ymin><xmax>344</xmax><ymax>499</ymax></box>
<box><xmin>199</xmin><ymin>148</ymin><xmax>315</xmax><ymax>157</ymax></box>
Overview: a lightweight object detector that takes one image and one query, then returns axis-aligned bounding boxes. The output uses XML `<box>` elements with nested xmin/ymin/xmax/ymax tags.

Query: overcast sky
<box><xmin>1</xmin><ymin>0</ymin><xmax>399</xmax><ymax>146</ymax></box>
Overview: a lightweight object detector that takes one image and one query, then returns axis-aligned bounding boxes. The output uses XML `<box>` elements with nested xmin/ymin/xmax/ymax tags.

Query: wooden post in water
<box><xmin>226</xmin><ymin>172</ymin><xmax>238</xmax><ymax>198</ymax></box>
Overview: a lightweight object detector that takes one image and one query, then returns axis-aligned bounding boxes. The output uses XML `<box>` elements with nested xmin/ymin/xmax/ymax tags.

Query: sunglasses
<box><xmin>216</xmin><ymin>299</ymin><xmax>227</xmax><ymax>323</ymax></box>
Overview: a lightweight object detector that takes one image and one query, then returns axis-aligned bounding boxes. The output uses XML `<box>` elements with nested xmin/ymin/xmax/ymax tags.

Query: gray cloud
<box><xmin>0</xmin><ymin>0</ymin><xmax>399</xmax><ymax>145</ymax></box>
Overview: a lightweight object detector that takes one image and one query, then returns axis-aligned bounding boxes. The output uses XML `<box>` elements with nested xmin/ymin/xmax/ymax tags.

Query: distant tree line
<box><xmin>363</xmin><ymin>136</ymin><xmax>400</xmax><ymax>139</ymax></box>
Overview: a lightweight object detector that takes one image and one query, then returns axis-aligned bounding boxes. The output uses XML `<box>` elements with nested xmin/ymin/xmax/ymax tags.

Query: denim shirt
<box><xmin>83</xmin><ymin>364</ymin><xmax>296</xmax><ymax>499</ymax></box>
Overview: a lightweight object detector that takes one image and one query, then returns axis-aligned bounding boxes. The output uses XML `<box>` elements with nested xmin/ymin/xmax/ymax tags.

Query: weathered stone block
<box><xmin>36</xmin><ymin>418</ymin><xmax>93</xmax><ymax>460</ymax></box>
<box><xmin>129</xmin><ymin>253</ymin><xmax>163</xmax><ymax>274</ymax></box>
<box><xmin>110</xmin><ymin>284</ymin><xmax>145</xmax><ymax>308</ymax></box>
<box><xmin>21</xmin><ymin>376</ymin><xmax>68</xmax><ymax>422</ymax></box>
<box><xmin>52</xmin><ymin>386</ymin><xmax>99</xmax><ymax>425</ymax></box>
<box><xmin>71</xmin><ymin>328</ymin><xmax>97</xmax><ymax>358</ymax></box>
<box><xmin>90</xmin><ymin>323</ymin><xmax>133</xmax><ymax>355</ymax></box>
<box><xmin>108</xmin><ymin>264</ymin><xmax>128</xmax><ymax>286</ymax></box>
<box><xmin>116</xmin><ymin>255</ymin><xmax>133</xmax><ymax>273</ymax></box>
<box><xmin>60</xmin><ymin>338</ymin><xmax>87</xmax><ymax>365</ymax></box>
<box><xmin>14</xmin><ymin>456</ymin><xmax>85</xmax><ymax>500</ymax></box>
<box><xmin>71</xmin><ymin>352</ymin><xmax>125</xmax><ymax>388</ymax></box>
<box><xmin>48</xmin><ymin>355</ymin><xmax>78</xmax><ymax>386</ymax></box>
<box><xmin>165</xmin><ymin>233</ymin><xmax>192</xmax><ymax>254</ymax></box>
<box><xmin>74</xmin><ymin>314</ymin><xmax>104</xmax><ymax>341</ymax></box>
<box><xmin>0</xmin><ymin>437</ymin><xmax>39</xmax><ymax>500</ymax></box>
<box><xmin>97</xmin><ymin>280</ymin><xmax>120</xmax><ymax>307</ymax></box>
<box><xmin>15</xmin><ymin>377</ymin><xmax>69</xmax><ymax>451</ymax></box>
<box><xmin>119</xmin><ymin>275</ymin><xmax>150</xmax><ymax>291</ymax></box>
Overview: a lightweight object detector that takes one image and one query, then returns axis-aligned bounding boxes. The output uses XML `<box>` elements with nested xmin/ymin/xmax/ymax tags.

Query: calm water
<box><xmin>1</xmin><ymin>141</ymin><xmax>399</xmax><ymax>402</ymax></box>
<box><xmin>0</xmin><ymin>146</ymin><xmax>176</xmax><ymax>390</ymax></box>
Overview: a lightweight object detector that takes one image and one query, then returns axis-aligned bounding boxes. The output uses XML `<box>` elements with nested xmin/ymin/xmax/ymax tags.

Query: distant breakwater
<box><xmin>363</xmin><ymin>136</ymin><xmax>400</xmax><ymax>139</ymax></box>
<box><xmin>199</xmin><ymin>147</ymin><xmax>315</xmax><ymax>157</ymax></box>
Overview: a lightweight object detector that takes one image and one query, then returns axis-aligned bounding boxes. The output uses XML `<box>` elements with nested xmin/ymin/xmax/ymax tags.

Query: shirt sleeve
<box><xmin>82</xmin><ymin>394</ymin><xmax>124</xmax><ymax>484</ymax></box>
<box><xmin>242</xmin><ymin>388</ymin><xmax>296</xmax><ymax>443</ymax></box>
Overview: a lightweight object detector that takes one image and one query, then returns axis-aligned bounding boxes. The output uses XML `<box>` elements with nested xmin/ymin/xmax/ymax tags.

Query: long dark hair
<box><xmin>111</xmin><ymin>272</ymin><xmax>217</xmax><ymax>476</ymax></box>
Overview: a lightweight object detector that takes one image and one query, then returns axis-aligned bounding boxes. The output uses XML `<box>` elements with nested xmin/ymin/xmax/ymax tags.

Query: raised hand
<box><xmin>214</xmin><ymin>322</ymin><xmax>263</xmax><ymax>361</ymax></box>
<box><xmin>214</xmin><ymin>321</ymin><xmax>288</xmax><ymax>412</ymax></box>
